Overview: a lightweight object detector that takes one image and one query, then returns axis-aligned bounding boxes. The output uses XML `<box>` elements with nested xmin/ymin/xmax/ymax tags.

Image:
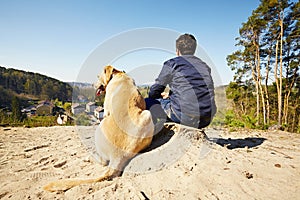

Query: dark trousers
<box><xmin>145</xmin><ymin>98</ymin><xmax>211</xmax><ymax>129</ymax></box>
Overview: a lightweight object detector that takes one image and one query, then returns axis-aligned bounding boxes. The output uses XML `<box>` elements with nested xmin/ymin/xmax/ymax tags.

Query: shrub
<box><xmin>225</xmin><ymin>110</ymin><xmax>244</xmax><ymax>128</ymax></box>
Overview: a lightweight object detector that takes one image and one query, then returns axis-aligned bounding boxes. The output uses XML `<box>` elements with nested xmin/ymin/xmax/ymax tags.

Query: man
<box><xmin>146</xmin><ymin>33</ymin><xmax>216</xmax><ymax>129</ymax></box>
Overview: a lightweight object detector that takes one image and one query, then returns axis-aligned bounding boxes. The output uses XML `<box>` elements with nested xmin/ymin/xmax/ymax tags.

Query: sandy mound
<box><xmin>0</xmin><ymin>125</ymin><xmax>299</xmax><ymax>199</ymax></box>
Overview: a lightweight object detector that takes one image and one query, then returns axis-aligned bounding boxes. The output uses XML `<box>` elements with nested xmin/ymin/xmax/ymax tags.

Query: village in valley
<box><xmin>20</xmin><ymin>97</ymin><xmax>104</xmax><ymax>126</ymax></box>
<box><xmin>0</xmin><ymin>66</ymin><xmax>147</xmax><ymax>128</ymax></box>
<box><xmin>71</xmin><ymin>101</ymin><xmax>104</xmax><ymax>125</ymax></box>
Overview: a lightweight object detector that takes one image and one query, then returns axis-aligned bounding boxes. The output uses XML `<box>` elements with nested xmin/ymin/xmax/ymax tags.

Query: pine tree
<box><xmin>227</xmin><ymin>0</ymin><xmax>299</xmax><ymax>131</ymax></box>
<box><xmin>11</xmin><ymin>96</ymin><xmax>22</xmax><ymax>122</ymax></box>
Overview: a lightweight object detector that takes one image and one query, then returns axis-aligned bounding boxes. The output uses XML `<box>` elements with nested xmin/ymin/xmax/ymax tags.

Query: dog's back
<box><xmin>44</xmin><ymin>68</ymin><xmax>154</xmax><ymax>192</ymax></box>
<box><xmin>104</xmin><ymin>73</ymin><xmax>153</xmax><ymax>139</ymax></box>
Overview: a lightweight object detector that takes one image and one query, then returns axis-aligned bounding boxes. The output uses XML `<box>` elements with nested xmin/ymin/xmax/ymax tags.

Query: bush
<box><xmin>242</xmin><ymin>114</ymin><xmax>257</xmax><ymax>129</ymax></box>
<box><xmin>24</xmin><ymin>116</ymin><xmax>57</xmax><ymax>127</ymax></box>
<box><xmin>75</xmin><ymin>113</ymin><xmax>91</xmax><ymax>126</ymax></box>
<box><xmin>210</xmin><ymin>111</ymin><xmax>226</xmax><ymax>127</ymax></box>
<box><xmin>225</xmin><ymin>110</ymin><xmax>244</xmax><ymax>128</ymax></box>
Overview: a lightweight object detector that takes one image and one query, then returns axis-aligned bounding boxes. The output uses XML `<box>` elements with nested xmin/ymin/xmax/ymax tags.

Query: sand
<box><xmin>0</xmin><ymin>125</ymin><xmax>299</xmax><ymax>200</ymax></box>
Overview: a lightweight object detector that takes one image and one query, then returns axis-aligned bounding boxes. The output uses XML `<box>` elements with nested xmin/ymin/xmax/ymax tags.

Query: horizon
<box><xmin>1</xmin><ymin>65</ymin><xmax>232</xmax><ymax>88</ymax></box>
<box><xmin>0</xmin><ymin>1</ymin><xmax>263</xmax><ymax>85</ymax></box>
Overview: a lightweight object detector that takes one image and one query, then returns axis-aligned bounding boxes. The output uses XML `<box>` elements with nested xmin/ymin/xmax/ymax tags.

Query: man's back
<box><xmin>168</xmin><ymin>55</ymin><xmax>216</xmax><ymax>117</ymax></box>
<box><xmin>147</xmin><ymin>33</ymin><xmax>216</xmax><ymax>129</ymax></box>
<box><xmin>149</xmin><ymin>55</ymin><xmax>216</xmax><ymax>125</ymax></box>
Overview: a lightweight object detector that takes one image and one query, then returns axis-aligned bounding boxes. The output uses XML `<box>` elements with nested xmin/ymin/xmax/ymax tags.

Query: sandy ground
<box><xmin>0</xmin><ymin>125</ymin><xmax>299</xmax><ymax>200</ymax></box>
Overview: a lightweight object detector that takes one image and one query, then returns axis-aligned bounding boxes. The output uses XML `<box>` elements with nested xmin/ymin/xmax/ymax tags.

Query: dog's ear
<box><xmin>104</xmin><ymin>65</ymin><xmax>122</xmax><ymax>84</ymax></box>
<box><xmin>104</xmin><ymin>66</ymin><xmax>114</xmax><ymax>85</ymax></box>
<box><xmin>112</xmin><ymin>68</ymin><xmax>121</xmax><ymax>74</ymax></box>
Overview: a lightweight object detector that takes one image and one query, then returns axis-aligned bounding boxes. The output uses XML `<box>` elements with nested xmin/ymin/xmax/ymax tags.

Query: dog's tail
<box><xmin>43</xmin><ymin>168</ymin><xmax>119</xmax><ymax>192</ymax></box>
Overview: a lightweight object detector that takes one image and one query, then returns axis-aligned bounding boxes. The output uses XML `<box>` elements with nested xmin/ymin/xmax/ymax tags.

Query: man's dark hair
<box><xmin>176</xmin><ymin>33</ymin><xmax>197</xmax><ymax>55</ymax></box>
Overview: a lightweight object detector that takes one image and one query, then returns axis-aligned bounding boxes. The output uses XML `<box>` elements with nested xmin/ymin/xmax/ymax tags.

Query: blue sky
<box><xmin>0</xmin><ymin>0</ymin><xmax>261</xmax><ymax>85</ymax></box>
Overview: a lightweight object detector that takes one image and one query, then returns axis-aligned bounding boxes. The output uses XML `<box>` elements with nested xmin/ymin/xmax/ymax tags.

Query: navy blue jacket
<box><xmin>149</xmin><ymin>55</ymin><xmax>216</xmax><ymax>125</ymax></box>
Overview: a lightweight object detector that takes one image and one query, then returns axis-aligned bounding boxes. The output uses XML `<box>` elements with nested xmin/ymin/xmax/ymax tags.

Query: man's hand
<box><xmin>161</xmin><ymin>92</ymin><xmax>169</xmax><ymax>99</ymax></box>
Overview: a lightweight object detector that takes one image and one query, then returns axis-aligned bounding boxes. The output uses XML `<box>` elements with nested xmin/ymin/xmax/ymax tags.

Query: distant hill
<box><xmin>0</xmin><ymin>66</ymin><xmax>73</xmax><ymax>109</ymax></box>
<box><xmin>68</xmin><ymin>82</ymin><xmax>93</xmax><ymax>88</ymax></box>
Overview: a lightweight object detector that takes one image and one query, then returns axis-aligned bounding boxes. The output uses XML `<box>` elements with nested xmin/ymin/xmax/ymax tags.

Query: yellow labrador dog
<box><xmin>44</xmin><ymin>66</ymin><xmax>154</xmax><ymax>192</ymax></box>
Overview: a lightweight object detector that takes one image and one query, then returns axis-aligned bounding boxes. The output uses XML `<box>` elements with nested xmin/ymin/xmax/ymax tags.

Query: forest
<box><xmin>0</xmin><ymin>66</ymin><xmax>73</xmax><ymax>109</ymax></box>
<box><xmin>0</xmin><ymin>66</ymin><xmax>74</xmax><ymax>126</ymax></box>
<box><xmin>226</xmin><ymin>0</ymin><xmax>299</xmax><ymax>133</ymax></box>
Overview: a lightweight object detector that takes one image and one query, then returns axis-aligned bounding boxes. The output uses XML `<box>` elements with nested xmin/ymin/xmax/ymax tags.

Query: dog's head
<box><xmin>95</xmin><ymin>65</ymin><xmax>122</xmax><ymax>96</ymax></box>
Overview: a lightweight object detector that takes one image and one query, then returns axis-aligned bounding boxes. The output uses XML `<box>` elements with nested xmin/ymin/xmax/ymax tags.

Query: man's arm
<box><xmin>148</xmin><ymin>61</ymin><xmax>173</xmax><ymax>99</ymax></box>
<box><xmin>149</xmin><ymin>84</ymin><xmax>165</xmax><ymax>99</ymax></box>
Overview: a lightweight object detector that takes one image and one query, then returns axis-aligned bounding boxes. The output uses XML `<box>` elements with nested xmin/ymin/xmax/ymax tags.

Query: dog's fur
<box><xmin>44</xmin><ymin>66</ymin><xmax>154</xmax><ymax>192</ymax></box>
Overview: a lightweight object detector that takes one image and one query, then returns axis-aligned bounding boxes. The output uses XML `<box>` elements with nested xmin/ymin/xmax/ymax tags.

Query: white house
<box><xmin>94</xmin><ymin>106</ymin><xmax>104</xmax><ymax>120</ymax></box>
<box><xmin>21</xmin><ymin>105</ymin><xmax>37</xmax><ymax>117</ymax></box>
<box><xmin>57</xmin><ymin>114</ymin><xmax>68</xmax><ymax>125</ymax></box>
<box><xmin>86</xmin><ymin>102</ymin><xmax>97</xmax><ymax>113</ymax></box>
<box><xmin>71</xmin><ymin>103</ymin><xmax>86</xmax><ymax>115</ymax></box>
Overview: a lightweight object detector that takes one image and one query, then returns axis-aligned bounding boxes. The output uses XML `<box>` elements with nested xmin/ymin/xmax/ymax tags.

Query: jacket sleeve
<box><xmin>148</xmin><ymin>60</ymin><xmax>173</xmax><ymax>99</ymax></box>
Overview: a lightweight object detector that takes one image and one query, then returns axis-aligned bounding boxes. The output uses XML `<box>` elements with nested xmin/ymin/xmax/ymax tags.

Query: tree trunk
<box><xmin>256</xmin><ymin>48</ymin><xmax>266</xmax><ymax>126</ymax></box>
<box><xmin>264</xmin><ymin>49</ymin><xmax>271</xmax><ymax>125</ymax></box>
<box><xmin>252</xmin><ymin>30</ymin><xmax>265</xmax><ymax>126</ymax></box>
<box><xmin>251</xmin><ymin>63</ymin><xmax>260</xmax><ymax>125</ymax></box>
<box><xmin>274</xmin><ymin>39</ymin><xmax>280</xmax><ymax>127</ymax></box>
<box><xmin>278</xmin><ymin>12</ymin><xmax>284</xmax><ymax>126</ymax></box>
<box><xmin>284</xmin><ymin>68</ymin><xmax>298</xmax><ymax>125</ymax></box>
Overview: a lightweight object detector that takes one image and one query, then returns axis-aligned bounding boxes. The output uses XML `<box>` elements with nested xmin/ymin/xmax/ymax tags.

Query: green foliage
<box><xmin>63</xmin><ymin>102</ymin><xmax>72</xmax><ymax>113</ymax></box>
<box><xmin>24</xmin><ymin>116</ymin><xmax>57</xmax><ymax>127</ymax></box>
<box><xmin>138</xmin><ymin>86</ymin><xmax>150</xmax><ymax>98</ymax></box>
<box><xmin>225</xmin><ymin>81</ymin><xmax>299</xmax><ymax>132</ymax></box>
<box><xmin>0</xmin><ymin>109</ymin><xmax>26</xmax><ymax>126</ymax></box>
<box><xmin>226</xmin><ymin>0</ymin><xmax>299</xmax><ymax>132</ymax></box>
<box><xmin>75</xmin><ymin>113</ymin><xmax>91</xmax><ymax>126</ymax></box>
<box><xmin>54</xmin><ymin>98</ymin><xmax>63</xmax><ymax>107</ymax></box>
<box><xmin>209</xmin><ymin>86</ymin><xmax>227</xmax><ymax>127</ymax></box>
<box><xmin>0</xmin><ymin>85</ymin><xmax>13</xmax><ymax>107</ymax></box>
<box><xmin>0</xmin><ymin>66</ymin><xmax>75</xmax><ymax>128</ymax></box>
<box><xmin>226</xmin><ymin>82</ymin><xmax>246</xmax><ymax>102</ymax></box>
<box><xmin>11</xmin><ymin>96</ymin><xmax>22</xmax><ymax>122</ymax></box>
<box><xmin>210</xmin><ymin>112</ymin><xmax>226</xmax><ymax>127</ymax></box>
<box><xmin>242</xmin><ymin>114</ymin><xmax>257</xmax><ymax>129</ymax></box>
<box><xmin>0</xmin><ymin>110</ymin><xmax>11</xmax><ymax>125</ymax></box>
<box><xmin>224</xmin><ymin>110</ymin><xmax>256</xmax><ymax>129</ymax></box>
<box><xmin>0</xmin><ymin>66</ymin><xmax>72</xmax><ymax>108</ymax></box>
<box><xmin>95</xmin><ymin>94</ymin><xmax>105</xmax><ymax>106</ymax></box>
<box><xmin>225</xmin><ymin>110</ymin><xmax>245</xmax><ymax>128</ymax></box>
<box><xmin>0</xmin><ymin>111</ymin><xmax>73</xmax><ymax>127</ymax></box>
